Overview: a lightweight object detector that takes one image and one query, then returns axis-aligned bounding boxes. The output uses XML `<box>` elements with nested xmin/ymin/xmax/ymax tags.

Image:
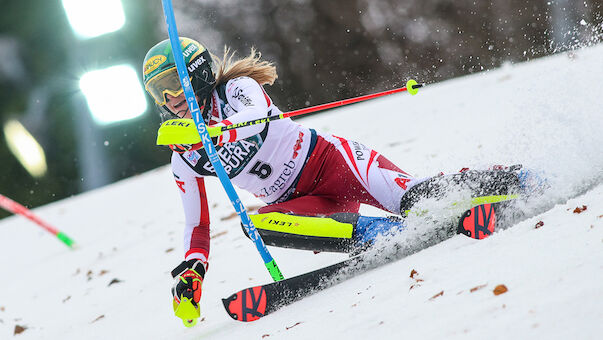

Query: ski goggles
<box><xmin>144</xmin><ymin>67</ymin><xmax>186</xmax><ymax>106</ymax></box>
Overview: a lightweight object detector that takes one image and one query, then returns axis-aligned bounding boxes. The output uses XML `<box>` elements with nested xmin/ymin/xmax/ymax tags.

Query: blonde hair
<box><xmin>213</xmin><ymin>47</ymin><xmax>278</xmax><ymax>87</ymax></box>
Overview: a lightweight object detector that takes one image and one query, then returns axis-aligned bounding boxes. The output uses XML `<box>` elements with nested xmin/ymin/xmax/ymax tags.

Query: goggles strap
<box><xmin>200</xmin><ymin>92</ymin><xmax>213</xmax><ymax>125</ymax></box>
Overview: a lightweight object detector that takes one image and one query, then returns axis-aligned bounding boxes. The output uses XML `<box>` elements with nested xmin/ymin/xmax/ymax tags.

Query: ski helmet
<box><xmin>142</xmin><ymin>37</ymin><xmax>215</xmax><ymax>120</ymax></box>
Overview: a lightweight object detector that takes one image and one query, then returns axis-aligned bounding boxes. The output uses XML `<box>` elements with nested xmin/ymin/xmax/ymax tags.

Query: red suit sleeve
<box><xmin>171</xmin><ymin>153</ymin><xmax>211</xmax><ymax>264</ymax></box>
<box><xmin>184</xmin><ymin>178</ymin><xmax>211</xmax><ymax>262</ymax></box>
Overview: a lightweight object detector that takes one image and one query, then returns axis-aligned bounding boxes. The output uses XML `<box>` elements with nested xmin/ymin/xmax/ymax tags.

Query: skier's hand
<box><xmin>171</xmin><ymin>259</ymin><xmax>207</xmax><ymax>308</ymax></box>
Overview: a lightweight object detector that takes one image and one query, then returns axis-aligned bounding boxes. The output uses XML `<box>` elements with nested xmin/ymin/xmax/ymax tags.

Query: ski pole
<box><xmin>284</xmin><ymin>80</ymin><xmax>421</xmax><ymax>118</ymax></box>
<box><xmin>156</xmin><ymin>80</ymin><xmax>423</xmax><ymax>145</ymax></box>
<box><xmin>162</xmin><ymin>0</ymin><xmax>284</xmax><ymax>284</ymax></box>
<box><xmin>0</xmin><ymin>194</ymin><xmax>76</xmax><ymax>248</ymax></box>
<box><xmin>210</xmin><ymin>80</ymin><xmax>423</xmax><ymax>135</ymax></box>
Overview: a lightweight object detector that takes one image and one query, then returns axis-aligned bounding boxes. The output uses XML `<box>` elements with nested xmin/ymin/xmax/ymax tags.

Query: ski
<box><xmin>222</xmin><ymin>200</ymin><xmax>512</xmax><ymax>322</ymax></box>
<box><xmin>222</xmin><ymin>254</ymin><xmax>365</xmax><ymax>322</ymax></box>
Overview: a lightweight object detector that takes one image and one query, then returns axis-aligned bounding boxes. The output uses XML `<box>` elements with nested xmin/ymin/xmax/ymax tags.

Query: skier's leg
<box><xmin>398</xmin><ymin>166</ymin><xmax>536</xmax><ymax>214</ymax></box>
<box><xmin>242</xmin><ymin>134</ymin><xmax>416</xmax><ymax>252</ymax></box>
<box><xmin>291</xmin><ymin>136</ymin><xmax>542</xmax><ymax>240</ymax></box>
<box><xmin>303</xmin><ymin>134</ymin><xmax>425</xmax><ymax>215</ymax></box>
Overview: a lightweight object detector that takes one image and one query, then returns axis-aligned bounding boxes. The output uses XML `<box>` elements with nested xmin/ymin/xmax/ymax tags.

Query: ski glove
<box><xmin>171</xmin><ymin>259</ymin><xmax>207</xmax><ymax>308</ymax></box>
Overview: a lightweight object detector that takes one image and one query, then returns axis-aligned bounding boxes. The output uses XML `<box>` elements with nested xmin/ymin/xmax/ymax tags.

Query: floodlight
<box><xmin>79</xmin><ymin>64</ymin><xmax>147</xmax><ymax>125</ymax></box>
<box><xmin>62</xmin><ymin>0</ymin><xmax>126</xmax><ymax>39</ymax></box>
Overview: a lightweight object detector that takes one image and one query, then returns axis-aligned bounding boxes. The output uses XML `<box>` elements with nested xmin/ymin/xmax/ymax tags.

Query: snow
<box><xmin>1</xmin><ymin>45</ymin><xmax>603</xmax><ymax>339</ymax></box>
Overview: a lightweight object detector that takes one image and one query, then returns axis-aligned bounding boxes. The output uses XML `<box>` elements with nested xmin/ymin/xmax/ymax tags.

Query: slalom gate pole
<box><xmin>0</xmin><ymin>194</ymin><xmax>76</xmax><ymax>248</ymax></box>
<box><xmin>161</xmin><ymin>0</ymin><xmax>284</xmax><ymax>282</ymax></box>
<box><xmin>211</xmin><ymin>80</ymin><xmax>422</xmax><ymax>135</ymax></box>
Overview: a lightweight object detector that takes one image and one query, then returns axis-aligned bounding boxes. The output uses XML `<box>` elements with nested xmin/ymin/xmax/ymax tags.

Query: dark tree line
<box><xmin>175</xmin><ymin>0</ymin><xmax>601</xmax><ymax>109</ymax></box>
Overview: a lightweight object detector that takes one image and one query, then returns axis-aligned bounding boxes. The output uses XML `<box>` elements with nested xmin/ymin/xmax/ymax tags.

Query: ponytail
<box><xmin>213</xmin><ymin>47</ymin><xmax>278</xmax><ymax>87</ymax></box>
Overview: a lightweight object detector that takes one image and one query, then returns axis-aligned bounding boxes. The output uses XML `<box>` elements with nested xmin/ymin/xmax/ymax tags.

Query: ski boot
<box><xmin>349</xmin><ymin>214</ymin><xmax>407</xmax><ymax>251</ymax></box>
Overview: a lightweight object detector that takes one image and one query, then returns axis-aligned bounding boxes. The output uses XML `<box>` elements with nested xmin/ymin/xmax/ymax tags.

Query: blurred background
<box><xmin>1</xmin><ymin>0</ymin><xmax>602</xmax><ymax>219</ymax></box>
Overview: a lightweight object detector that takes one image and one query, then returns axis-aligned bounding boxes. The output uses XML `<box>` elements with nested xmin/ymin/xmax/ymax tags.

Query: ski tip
<box><xmin>221</xmin><ymin>294</ymin><xmax>239</xmax><ymax>321</ymax></box>
<box><xmin>222</xmin><ymin>286</ymin><xmax>267</xmax><ymax>322</ymax></box>
<box><xmin>457</xmin><ymin>203</ymin><xmax>496</xmax><ymax>240</ymax></box>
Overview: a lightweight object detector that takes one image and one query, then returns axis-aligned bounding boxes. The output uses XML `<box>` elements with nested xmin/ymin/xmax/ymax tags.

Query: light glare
<box><xmin>3</xmin><ymin>120</ymin><xmax>47</xmax><ymax>178</ymax></box>
<box><xmin>80</xmin><ymin>65</ymin><xmax>147</xmax><ymax>125</ymax></box>
<box><xmin>62</xmin><ymin>0</ymin><xmax>125</xmax><ymax>39</ymax></box>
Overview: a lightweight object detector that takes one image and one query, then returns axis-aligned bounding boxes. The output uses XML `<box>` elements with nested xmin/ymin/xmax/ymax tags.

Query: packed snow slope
<box><xmin>1</xmin><ymin>45</ymin><xmax>602</xmax><ymax>340</ymax></box>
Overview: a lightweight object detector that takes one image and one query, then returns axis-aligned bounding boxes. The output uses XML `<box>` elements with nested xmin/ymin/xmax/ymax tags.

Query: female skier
<box><xmin>142</xmin><ymin>37</ymin><xmax>531</xmax><ymax>317</ymax></box>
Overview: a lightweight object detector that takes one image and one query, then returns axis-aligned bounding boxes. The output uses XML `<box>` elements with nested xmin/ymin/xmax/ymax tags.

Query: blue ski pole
<box><xmin>161</xmin><ymin>0</ymin><xmax>284</xmax><ymax>282</ymax></box>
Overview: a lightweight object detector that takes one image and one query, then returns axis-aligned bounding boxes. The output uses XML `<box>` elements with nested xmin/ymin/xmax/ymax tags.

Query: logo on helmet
<box><xmin>187</xmin><ymin>56</ymin><xmax>206</xmax><ymax>73</ymax></box>
<box><xmin>182</xmin><ymin>43</ymin><xmax>198</xmax><ymax>58</ymax></box>
<box><xmin>144</xmin><ymin>55</ymin><xmax>167</xmax><ymax>75</ymax></box>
